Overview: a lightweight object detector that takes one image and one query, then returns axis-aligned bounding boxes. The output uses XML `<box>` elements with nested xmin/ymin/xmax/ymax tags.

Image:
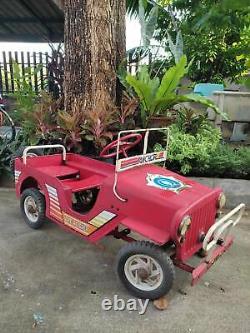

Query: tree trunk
<box><xmin>64</xmin><ymin>0</ymin><xmax>126</xmax><ymax>113</ymax></box>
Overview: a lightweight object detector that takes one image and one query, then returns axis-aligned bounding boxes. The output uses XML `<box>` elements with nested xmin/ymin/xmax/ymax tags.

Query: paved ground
<box><xmin>0</xmin><ymin>190</ymin><xmax>249</xmax><ymax>333</ymax></box>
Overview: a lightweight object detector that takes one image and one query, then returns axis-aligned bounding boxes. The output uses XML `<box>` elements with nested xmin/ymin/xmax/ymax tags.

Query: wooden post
<box><xmin>33</xmin><ymin>52</ymin><xmax>38</xmax><ymax>93</ymax></box>
<box><xmin>27</xmin><ymin>52</ymin><xmax>32</xmax><ymax>89</ymax></box>
<box><xmin>14</xmin><ymin>51</ymin><xmax>20</xmax><ymax>91</ymax></box>
<box><xmin>0</xmin><ymin>63</ymin><xmax>3</xmax><ymax>95</ymax></box>
<box><xmin>3</xmin><ymin>52</ymin><xmax>9</xmax><ymax>94</ymax></box>
<box><xmin>20</xmin><ymin>52</ymin><xmax>25</xmax><ymax>82</ymax></box>
<box><xmin>8</xmin><ymin>52</ymin><xmax>14</xmax><ymax>93</ymax></box>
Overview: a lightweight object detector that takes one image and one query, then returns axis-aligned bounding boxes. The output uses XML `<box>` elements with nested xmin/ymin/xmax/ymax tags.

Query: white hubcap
<box><xmin>124</xmin><ymin>254</ymin><xmax>163</xmax><ymax>291</ymax></box>
<box><xmin>24</xmin><ymin>196</ymin><xmax>39</xmax><ymax>223</ymax></box>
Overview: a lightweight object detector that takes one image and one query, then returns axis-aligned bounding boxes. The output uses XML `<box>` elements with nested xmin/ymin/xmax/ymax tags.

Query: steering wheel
<box><xmin>100</xmin><ymin>133</ymin><xmax>142</xmax><ymax>159</ymax></box>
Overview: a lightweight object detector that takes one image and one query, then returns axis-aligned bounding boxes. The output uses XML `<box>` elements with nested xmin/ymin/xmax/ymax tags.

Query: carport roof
<box><xmin>0</xmin><ymin>0</ymin><xmax>64</xmax><ymax>42</ymax></box>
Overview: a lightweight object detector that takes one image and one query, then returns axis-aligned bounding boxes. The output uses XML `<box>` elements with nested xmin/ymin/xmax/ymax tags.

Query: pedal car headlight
<box><xmin>178</xmin><ymin>216</ymin><xmax>192</xmax><ymax>239</ymax></box>
<box><xmin>218</xmin><ymin>193</ymin><xmax>226</xmax><ymax>210</ymax></box>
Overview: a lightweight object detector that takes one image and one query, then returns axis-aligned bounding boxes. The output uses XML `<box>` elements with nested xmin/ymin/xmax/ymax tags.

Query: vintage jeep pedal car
<box><xmin>15</xmin><ymin>128</ymin><xmax>245</xmax><ymax>300</ymax></box>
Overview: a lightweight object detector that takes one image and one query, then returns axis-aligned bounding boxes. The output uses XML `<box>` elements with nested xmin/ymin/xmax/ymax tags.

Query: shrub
<box><xmin>0</xmin><ymin>134</ymin><xmax>26</xmax><ymax>177</ymax></box>
<box><xmin>155</xmin><ymin>116</ymin><xmax>221</xmax><ymax>174</ymax></box>
<box><xmin>0</xmin><ymin>138</ymin><xmax>14</xmax><ymax>176</ymax></box>
<box><xmin>192</xmin><ymin>145</ymin><xmax>250</xmax><ymax>180</ymax></box>
<box><xmin>155</xmin><ymin>117</ymin><xmax>250</xmax><ymax>180</ymax></box>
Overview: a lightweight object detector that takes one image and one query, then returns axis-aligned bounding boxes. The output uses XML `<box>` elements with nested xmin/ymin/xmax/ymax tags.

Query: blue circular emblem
<box><xmin>153</xmin><ymin>176</ymin><xmax>181</xmax><ymax>190</ymax></box>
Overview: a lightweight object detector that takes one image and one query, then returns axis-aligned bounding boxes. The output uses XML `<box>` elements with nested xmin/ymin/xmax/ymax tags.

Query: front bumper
<box><xmin>202</xmin><ymin>203</ymin><xmax>245</xmax><ymax>252</ymax></box>
<box><xmin>174</xmin><ymin>203</ymin><xmax>245</xmax><ymax>285</ymax></box>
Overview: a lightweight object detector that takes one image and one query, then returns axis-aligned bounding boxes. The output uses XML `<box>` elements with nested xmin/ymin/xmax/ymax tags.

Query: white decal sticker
<box><xmin>146</xmin><ymin>174</ymin><xmax>190</xmax><ymax>193</ymax></box>
<box><xmin>14</xmin><ymin>170</ymin><xmax>21</xmax><ymax>184</ymax></box>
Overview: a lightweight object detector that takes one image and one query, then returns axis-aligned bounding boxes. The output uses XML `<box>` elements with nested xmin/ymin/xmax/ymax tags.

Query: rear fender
<box><xmin>15</xmin><ymin>159</ymin><xmax>43</xmax><ymax>197</ymax></box>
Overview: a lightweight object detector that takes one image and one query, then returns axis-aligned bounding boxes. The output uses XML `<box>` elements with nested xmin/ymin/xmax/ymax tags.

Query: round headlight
<box><xmin>178</xmin><ymin>216</ymin><xmax>192</xmax><ymax>238</ymax></box>
<box><xmin>218</xmin><ymin>193</ymin><xmax>226</xmax><ymax>210</ymax></box>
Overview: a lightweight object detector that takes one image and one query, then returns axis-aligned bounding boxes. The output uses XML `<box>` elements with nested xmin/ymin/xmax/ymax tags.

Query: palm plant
<box><xmin>126</xmin><ymin>0</ymin><xmax>153</xmax><ymax>17</ymax></box>
<box><xmin>126</xmin><ymin>0</ymin><xmax>159</xmax><ymax>68</ymax></box>
<box><xmin>125</xmin><ymin>55</ymin><xmax>222</xmax><ymax>127</ymax></box>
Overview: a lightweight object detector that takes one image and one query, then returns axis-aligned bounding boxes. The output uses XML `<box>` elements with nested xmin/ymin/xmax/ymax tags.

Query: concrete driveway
<box><xmin>0</xmin><ymin>190</ymin><xmax>249</xmax><ymax>333</ymax></box>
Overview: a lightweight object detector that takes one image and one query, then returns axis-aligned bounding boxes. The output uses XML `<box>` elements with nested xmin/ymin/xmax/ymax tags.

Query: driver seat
<box><xmin>61</xmin><ymin>174</ymin><xmax>104</xmax><ymax>193</ymax></box>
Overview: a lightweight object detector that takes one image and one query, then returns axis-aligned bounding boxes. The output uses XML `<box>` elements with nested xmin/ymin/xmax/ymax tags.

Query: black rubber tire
<box><xmin>116</xmin><ymin>241</ymin><xmax>175</xmax><ymax>300</ymax></box>
<box><xmin>20</xmin><ymin>188</ymin><xmax>46</xmax><ymax>229</ymax></box>
<box><xmin>10</xmin><ymin>146</ymin><xmax>42</xmax><ymax>175</ymax></box>
<box><xmin>196</xmin><ymin>248</ymin><xmax>207</xmax><ymax>258</ymax></box>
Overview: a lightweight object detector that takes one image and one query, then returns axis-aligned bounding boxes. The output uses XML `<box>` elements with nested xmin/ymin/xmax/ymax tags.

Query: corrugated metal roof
<box><xmin>0</xmin><ymin>0</ymin><xmax>64</xmax><ymax>42</ymax></box>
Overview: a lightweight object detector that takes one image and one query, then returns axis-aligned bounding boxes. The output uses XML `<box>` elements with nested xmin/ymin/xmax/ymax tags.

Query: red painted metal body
<box><xmin>173</xmin><ymin>235</ymin><xmax>234</xmax><ymax>285</ymax></box>
<box><xmin>15</xmin><ymin>152</ymin><xmax>234</xmax><ymax>283</ymax></box>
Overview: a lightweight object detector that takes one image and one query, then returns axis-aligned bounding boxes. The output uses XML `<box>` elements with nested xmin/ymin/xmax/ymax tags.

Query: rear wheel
<box><xmin>20</xmin><ymin>188</ymin><xmax>46</xmax><ymax>229</ymax></box>
<box><xmin>116</xmin><ymin>241</ymin><xmax>175</xmax><ymax>300</ymax></box>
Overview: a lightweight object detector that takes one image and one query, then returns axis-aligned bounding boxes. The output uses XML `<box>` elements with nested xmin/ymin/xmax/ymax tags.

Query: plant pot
<box><xmin>148</xmin><ymin>115</ymin><xmax>176</xmax><ymax>128</ymax></box>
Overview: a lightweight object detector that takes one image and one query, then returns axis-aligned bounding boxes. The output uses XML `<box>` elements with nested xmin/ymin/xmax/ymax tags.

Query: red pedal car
<box><xmin>15</xmin><ymin>128</ymin><xmax>245</xmax><ymax>300</ymax></box>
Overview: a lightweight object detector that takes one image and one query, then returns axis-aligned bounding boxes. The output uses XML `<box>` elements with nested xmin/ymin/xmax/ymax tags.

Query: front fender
<box><xmin>121</xmin><ymin>217</ymin><xmax>171</xmax><ymax>245</ymax></box>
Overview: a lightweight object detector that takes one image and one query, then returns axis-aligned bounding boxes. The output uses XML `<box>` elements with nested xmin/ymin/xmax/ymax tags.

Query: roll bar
<box><xmin>22</xmin><ymin>144</ymin><xmax>67</xmax><ymax>165</ymax></box>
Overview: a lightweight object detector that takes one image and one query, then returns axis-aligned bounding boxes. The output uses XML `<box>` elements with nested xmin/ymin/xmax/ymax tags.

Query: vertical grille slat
<box><xmin>183</xmin><ymin>199</ymin><xmax>216</xmax><ymax>258</ymax></box>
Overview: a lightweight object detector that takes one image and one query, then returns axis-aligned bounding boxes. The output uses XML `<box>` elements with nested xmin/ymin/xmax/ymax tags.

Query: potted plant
<box><xmin>125</xmin><ymin>55</ymin><xmax>222</xmax><ymax>128</ymax></box>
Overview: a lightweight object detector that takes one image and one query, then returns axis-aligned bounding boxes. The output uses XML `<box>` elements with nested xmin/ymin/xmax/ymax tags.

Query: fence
<box><xmin>0</xmin><ymin>51</ymin><xmax>51</xmax><ymax>95</ymax></box>
<box><xmin>0</xmin><ymin>50</ymin><xmax>152</xmax><ymax>96</ymax></box>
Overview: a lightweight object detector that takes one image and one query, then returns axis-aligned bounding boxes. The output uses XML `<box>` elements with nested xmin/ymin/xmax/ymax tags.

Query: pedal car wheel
<box><xmin>196</xmin><ymin>248</ymin><xmax>207</xmax><ymax>258</ymax></box>
<box><xmin>116</xmin><ymin>241</ymin><xmax>175</xmax><ymax>300</ymax></box>
<box><xmin>20</xmin><ymin>188</ymin><xmax>46</xmax><ymax>229</ymax></box>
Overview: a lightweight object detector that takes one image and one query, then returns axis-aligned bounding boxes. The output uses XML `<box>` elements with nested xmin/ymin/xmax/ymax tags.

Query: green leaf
<box><xmin>143</xmin><ymin>5</ymin><xmax>158</xmax><ymax>46</ymax></box>
<box><xmin>138</xmin><ymin>66</ymin><xmax>160</xmax><ymax>97</ymax></box>
<box><xmin>126</xmin><ymin>74</ymin><xmax>153</xmax><ymax>110</ymax></box>
<box><xmin>176</xmin><ymin>94</ymin><xmax>229</xmax><ymax>120</ymax></box>
<box><xmin>126</xmin><ymin>0</ymin><xmax>152</xmax><ymax>18</ymax></box>
<box><xmin>156</xmin><ymin>55</ymin><xmax>188</xmax><ymax>99</ymax></box>
<box><xmin>138</xmin><ymin>65</ymin><xmax>150</xmax><ymax>83</ymax></box>
<box><xmin>126</xmin><ymin>74</ymin><xmax>153</xmax><ymax>125</ymax></box>
<box><xmin>151</xmin><ymin>94</ymin><xmax>178</xmax><ymax>115</ymax></box>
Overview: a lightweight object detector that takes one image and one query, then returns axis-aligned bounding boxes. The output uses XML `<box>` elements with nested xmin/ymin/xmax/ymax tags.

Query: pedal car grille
<box><xmin>182</xmin><ymin>199</ymin><xmax>217</xmax><ymax>259</ymax></box>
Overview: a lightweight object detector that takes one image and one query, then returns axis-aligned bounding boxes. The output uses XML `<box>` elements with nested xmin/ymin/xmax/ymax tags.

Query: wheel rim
<box><xmin>24</xmin><ymin>196</ymin><xmax>39</xmax><ymax>223</ymax></box>
<box><xmin>124</xmin><ymin>254</ymin><xmax>164</xmax><ymax>291</ymax></box>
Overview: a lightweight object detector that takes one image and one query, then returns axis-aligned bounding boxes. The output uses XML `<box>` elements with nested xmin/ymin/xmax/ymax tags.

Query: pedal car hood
<box><xmin>117</xmin><ymin>164</ymin><xmax>218</xmax><ymax>207</ymax></box>
<box><xmin>116</xmin><ymin>164</ymin><xmax>220</xmax><ymax>244</ymax></box>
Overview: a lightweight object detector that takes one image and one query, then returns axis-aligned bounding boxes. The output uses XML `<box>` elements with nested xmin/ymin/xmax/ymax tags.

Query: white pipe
<box><xmin>23</xmin><ymin>144</ymin><xmax>66</xmax><ymax>165</ymax></box>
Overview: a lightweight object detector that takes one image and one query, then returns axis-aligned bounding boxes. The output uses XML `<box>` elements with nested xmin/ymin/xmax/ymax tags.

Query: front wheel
<box><xmin>116</xmin><ymin>241</ymin><xmax>175</xmax><ymax>300</ymax></box>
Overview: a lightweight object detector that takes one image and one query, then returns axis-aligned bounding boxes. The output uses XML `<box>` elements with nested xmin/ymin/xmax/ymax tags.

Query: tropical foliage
<box><xmin>1</xmin><ymin>0</ymin><xmax>249</xmax><ymax>181</ymax></box>
<box><xmin>58</xmin><ymin>102</ymin><xmax>84</xmax><ymax>151</ymax></box>
<box><xmin>155</xmin><ymin>0</ymin><xmax>250</xmax><ymax>83</ymax></box>
<box><xmin>127</xmin><ymin>0</ymin><xmax>249</xmax><ymax>83</ymax></box>
<box><xmin>192</xmin><ymin>144</ymin><xmax>250</xmax><ymax>180</ymax></box>
<box><xmin>155</xmin><ymin>111</ymin><xmax>222</xmax><ymax>174</ymax></box>
<box><xmin>0</xmin><ymin>134</ymin><xmax>25</xmax><ymax>175</ymax></box>
<box><xmin>125</xmin><ymin>55</ymin><xmax>220</xmax><ymax>126</ymax></box>
<box><xmin>0</xmin><ymin>138</ymin><xmax>9</xmax><ymax>174</ymax></box>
